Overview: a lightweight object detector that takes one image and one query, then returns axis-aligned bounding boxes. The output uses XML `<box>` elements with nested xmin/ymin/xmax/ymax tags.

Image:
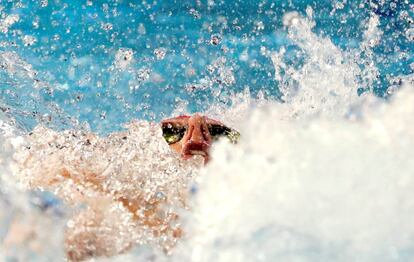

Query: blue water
<box><xmin>0</xmin><ymin>0</ymin><xmax>413</xmax><ymax>133</ymax></box>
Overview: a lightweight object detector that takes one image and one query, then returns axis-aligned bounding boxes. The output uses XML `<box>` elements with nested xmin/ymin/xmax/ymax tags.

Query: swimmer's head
<box><xmin>161</xmin><ymin>114</ymin><xmax>239</xmax><ymax>163</ymax></box>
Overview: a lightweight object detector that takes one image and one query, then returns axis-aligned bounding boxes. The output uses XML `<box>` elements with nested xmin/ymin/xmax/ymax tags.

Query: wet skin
<box><xmin>161</xmin><ymin>114</ymin><xmax>234</xmax><ymax>163</ymax></box>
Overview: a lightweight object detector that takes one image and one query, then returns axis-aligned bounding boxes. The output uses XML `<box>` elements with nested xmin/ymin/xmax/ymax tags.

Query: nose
<box><xmin>183</xmin><ymin>114</ymin><xmax>211</xmax><ymax>145</ymax></box>
<box><xmin>179</xmin><ymin>114</ymin><xmax>212</xmax><ymax>163</ymax></box>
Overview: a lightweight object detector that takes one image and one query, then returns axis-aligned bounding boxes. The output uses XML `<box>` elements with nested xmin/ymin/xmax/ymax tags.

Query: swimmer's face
<box><xmin>161</xmin><ymin>114</ymin><xmax>239</xmax><ymax>163</ymax></box>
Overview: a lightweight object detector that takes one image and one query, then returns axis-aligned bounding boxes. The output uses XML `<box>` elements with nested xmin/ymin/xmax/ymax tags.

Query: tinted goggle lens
<box><xmin>162</xmin><ymin>124</ymin><xmax>240</xmax><ymax>144</ymax></box>
<box><xmin>162</xmin><ymin>125</ymin><xmax>186</xmax><ymax>144</ymax></box>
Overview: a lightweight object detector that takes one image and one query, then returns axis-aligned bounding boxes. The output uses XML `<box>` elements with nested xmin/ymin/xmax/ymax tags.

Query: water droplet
<box><xmin>406</xmin><ymin>28</ymin><xmax>414</xmax><ymax>42</ymax></box>
<box><xmin>40</xmin><ymin>0</ymin><xmax>48</xmax><ymax>7</ymax></box>
<box><xmin>22</xmin><ymin>35</ymin><xmax>37</xmax><ymax>46</ymax></box>
<box><xmin>67</xmin><ymin>220</ymin><xmax>75</xmax><ymax>228</ymax></box>
<box><xmin>101</xmin><ymin>23</ymin><xmax>113</xmax><ymax>31</ymax></box>
<box><xmin>154</xmin><ymin>48</ymin><xmax>166</xmax><ymax>60</ymax></box>
<box><xmin>155</xmin><ymin>191</ymin><xmax>166</xmax><ymax>201</ymax></box>
<box><xmin>210</xmin><ymin>34</ymin><xmax>221</xmax><ymax>45</ymax></box>
<box><xmin>189</xmin><ymin>8</ymin><xmax>201</xmax><ymax>19</ymax></box>
<box><xmin>282</xmin><ymin>11</ymin><xmax>300</xmax><ymax>27</ymax></box>
<box><xmin>255</xmin><ymin>21</ymin><xmax>265</xmax><ymax>31</ymax></box>
<box><xmin>136</xmin><ymin>67</ymin><xmax>151</xmax><ymax>83</ymax></box>
<box><xmin>137</xmin><ymin>23</ymin><xmax>146</xmax><ymax>35</ymax></box>
<box><xmin>335</xmin><ymin>2</ymin><xmax>345</xmax><ymax>9</ymax></box>
<box><xmin>306</xmin><ymin>6</ymin><xmax>314</xmax><ymax>18</ymax></box>
<box><xmin>0</xmin><ymin>14</ymin><xmax>20</xmax><ymax>33</ymax></box>
<box><xmin>114</xmin><ymin>48</ymin><xmax>134</xmax><ymax>69</ymax></box>
<box><xmin>102</xmin><ymin>3</ymin><xmax>109</xmax><ymax>13</ymax></box>
<box><xmin>386</xmin><ymin>85</ymin><xmax>399</xmax><ymax>96</ymax></box>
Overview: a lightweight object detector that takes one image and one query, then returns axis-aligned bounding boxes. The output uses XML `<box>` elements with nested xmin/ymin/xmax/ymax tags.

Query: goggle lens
<box><xmin>162</xmin><ymin>124</ymin><xmax>240</xmax><ymax>145</ymax></box>
<box><xmin>208</xmin><ymin>124</ymin><xmax>240</xmax><ymax>144</ymax></box>
<box><xmin>162</xmin><ymin>124</ymin><xmax>186</xmax><ymax>144</ymax></box>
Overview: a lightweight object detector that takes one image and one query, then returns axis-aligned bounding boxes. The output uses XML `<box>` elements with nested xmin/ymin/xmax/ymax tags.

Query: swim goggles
<box><xmin>161</xmin><ymin>117</ymin><xmax>240</xmax><ymax>145</ymax></box>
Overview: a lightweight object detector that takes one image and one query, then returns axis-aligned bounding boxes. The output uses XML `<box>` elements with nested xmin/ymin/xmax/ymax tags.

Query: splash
<box><xmin>171</xmin><ymin>14</ymin><xmax>414</xmax><ymax>262</ymax></box>
<box><xmin>0</xmin><ymin>51</ymin><xmax>40</xmax><ymax>86</ymax></box>
<box><xmin>0</xmin><ymin>14</ymin><xmax>19</xmax><ymax>34</ymax></box>
<box><xmin>0</xmin><ymin>128</ymin><xmax>66</xmax><ymax>261</ymax></box>
<box><xmin>271</xmin><ymin>11</ymin><xmax>374</xmax><ymax>119</ymax></box>
<box><xmin>0</xmin><ymin>2</ymin><xmax>413</xmax><ymax>261</ymax></box>
<box><xmin>12</xmin><ymin>120</ymin><xmax>203</xmax><ymax>260</ymax></box>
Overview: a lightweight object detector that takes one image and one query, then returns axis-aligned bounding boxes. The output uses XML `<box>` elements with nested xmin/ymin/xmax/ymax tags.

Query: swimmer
<box><xmin>161</xmin><ymin>113</ymin><xmax>239</xmax><ymax>163</ymax></box>
<box><xmin>13</xmin><ymin>113</ymin><xmax>239</xmax><ymax>261</ymax></box>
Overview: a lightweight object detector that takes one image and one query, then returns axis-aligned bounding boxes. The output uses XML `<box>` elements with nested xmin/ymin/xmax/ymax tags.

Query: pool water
<box><xmin>0</xmin><ymin>0</ymin><xmax>412</xmax><ymax>133</ymax></box>
<box><xmin>1</xmin><ymin>0</ymin><xmax>414</xmax><ymax>261</ymax></box>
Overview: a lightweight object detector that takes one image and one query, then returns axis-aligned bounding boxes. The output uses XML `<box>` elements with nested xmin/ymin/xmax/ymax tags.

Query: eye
<box><xmin>162</xmin><ymin>124</ymin><xmax>186</xmax><ymax>144</ymax></box>
<box><xmin>208</xmin><ymin>124</ymin><xmax>240</xmax><ymax>144</ymax></box>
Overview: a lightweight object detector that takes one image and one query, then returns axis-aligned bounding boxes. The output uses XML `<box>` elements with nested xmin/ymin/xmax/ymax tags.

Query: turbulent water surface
<box><xmin>0</xmin><ymin>0</ymin><xmax>414</xmax><ymax>261</ymax></box>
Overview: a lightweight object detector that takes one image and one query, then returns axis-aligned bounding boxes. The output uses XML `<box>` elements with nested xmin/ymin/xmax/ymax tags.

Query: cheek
<box><xmin>169</xmin><ymin>142</ymin><xmax>183</xmax><ymax>154</ymax></box>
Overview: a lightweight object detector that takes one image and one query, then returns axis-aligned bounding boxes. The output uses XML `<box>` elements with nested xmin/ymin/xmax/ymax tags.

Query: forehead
<box><xmin>161</xmin><ymin>115</ymin><xmax>223</xmax><ymax>126</ymax></box>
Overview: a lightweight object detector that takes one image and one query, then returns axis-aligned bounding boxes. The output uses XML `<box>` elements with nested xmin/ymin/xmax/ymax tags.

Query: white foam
<box><xmin>174</xmin><ymin>81</ymin><xmax>414</xmax><ymax>261</ymax></box>
<box><xmin>170</xmin><ymin>14</ymin><xmax>414</xmax><ymax>262</ymax></box>
<box><xmin>0</xmin><ymin>132</ymin><xmax>66</xmax><ymax>260</ymax></box>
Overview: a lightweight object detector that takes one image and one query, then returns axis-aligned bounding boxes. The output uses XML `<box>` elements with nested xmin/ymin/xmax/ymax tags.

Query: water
<box><xmin>0</xmin><ymin>0</ymin><xmax>412</xmax><ymax>132</ymax></box>
<box><xmin>0</xmin><ymin>0</ymin><xmax>414</xmax><ymax>261</ymax></box>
